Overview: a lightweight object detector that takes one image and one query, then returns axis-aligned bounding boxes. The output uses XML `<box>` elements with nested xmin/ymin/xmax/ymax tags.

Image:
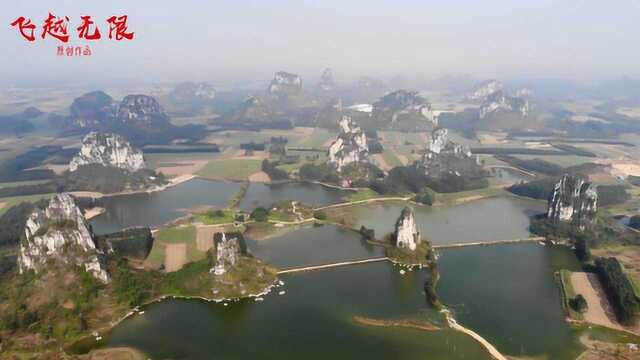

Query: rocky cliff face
<box><xmin>211</xmin><ymin>232</ymin><xmax>241</xmax><ymax>275</ymax></box>
<box><xmin>394</xmin><ymin>207</ymin><xmax>421</xmax><ymax>251</ymax></box>
<box><xmin>117</xmin><ymin>94</ymin><xmax>170</xmax><ymax>126</ymax></box>
<box><xmin>18</xmin><ymin>193</ymin><xmax>109</xmax><ymax>283</ymax></box>
<box><xmin>318</xmin><ymin>68</ymin><xmax>336</xmax><ymax>91</ymax></box>
<box><xmin>268</xmin><ymin>71</ymin><xmax>302</xmax><ymax>95</ymax></box>
<box><xmin>68</xmin><ymin>92</ymin><xmax>170</xmax><ymax>129</ymax></box>
<box><xmin>547</xmin><ymin>174</ymin><xmax>598</xmax><ymax>230</ymax></box>
<box><xmin>467</xmin><ymin>79</ymin><xmax>503</xmax><ymax>101</ymax></box>
<box><xmin>226</xmin><ymin>96</ymin><xmax>276</xmax><ymax>123</ymax></box>
<box><xmin>327</xmin><ymin>116</ymin><xmax>369</xmax><ymax>172</ymax></box>
<box><xmin>420</xmin><ymin>128</ymin><xmax>474</xmax><ymax>178</ymax></box>
<box><xmin>372</xmin><ymin>90</ymin><xmax>437</xmax><ymax>126</ymax></box>
<box><xmin>69</xmin><ymin>132</ymin><xmax>145</xmax><ymax>172</ymax></box>
<box><xmin>69</xmin><ymin>91</ymin><xmax>116</xmax><ymax>128</ymax></box>
<box><xmin>479</xmin><ymin>90</ymin><xmax>529</xmax><ymax>119</ymax></box>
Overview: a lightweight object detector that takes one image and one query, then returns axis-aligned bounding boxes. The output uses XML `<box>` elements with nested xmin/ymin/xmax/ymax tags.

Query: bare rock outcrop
<box><xmin>420</xmin><ymin>128</ymin><xmax>475</xmax><ymax>178</ymax></box>
<box><xmin>69</xmin><ymin>132</ymin><xmax>145</xmax><ymax>172</ymax></box>
<box><xmin>466</xmin><ymin>79</ymin><xmax>503</xmax><ymax>101</ymax></box>
<box><xmin>394</xmin><ymin>207</ymin><xmax>421</xmax><ymax>251</ymax></box>
<box><xmin>547</xmin><ymin>174</ymin><xmax>598</xmax><ymax>230</ymax></box>
<box><xmin>479</xmin><ymin>90</ymin><xmax>529</xmax><ymax>119</ymax></box>
<box><xmin>268</xmin><ymin>71</ymin><xmax>302</xmax><ymax>96</ymax></box>
<box><xmin>117</xmin><ymin>94</ymin><xmax>169</xmax><ymax>126</ymax></box>
<box><xmin>211</xmin><ymin>232</ymin><xmax>241</xmax><ymax>275</ymax></box>
<box><xmin>327</xmin><ymin>116</ymin><xmax>369</xmax><ymax>172</ymax></box>
<box><xmin>18</xmin><ymin>193</ymin><xmax>110</xmax><ymax>283</ymax></box>
<box><xmin>318</xmin><ymin>68</ymin><xmax>336</xmax><ymax>91</ymax></box>
<box><xmin>372</xmin><ymin>90</ymin><xmax>437</xmax><ymax>126</ymax></box>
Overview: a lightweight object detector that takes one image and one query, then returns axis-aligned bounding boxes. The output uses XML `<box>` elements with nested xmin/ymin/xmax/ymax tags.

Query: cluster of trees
<box><xmin>0</xmin><ymin>165</ymin><xmax>171</xmax><ymax>198</ymax></box>
<box><xmin>261</xmin><ymin>160</ymin><xmax>289</xmax><ymax>181</ymax></box>
<box><xmin>239</xmin><ymin>142</ymin><xmax>266</xmax><ymax>151</ymax></box>
<box><xmin>594</xmin><ymin>257</ymin><xmax>640</xmax><ymax>324</ymax></box>
<box><xmin>597</xmin><ymin>185</ymin><xmax>631</xmax><ymax>207</ymax></box>
<box><xmin>96</xmin><ymin>227</ymin><xmax>154</xmax><ymax>260</ymax></box>
<box><xmin>299</xmin><ymin>163</ymin><xmax>340</xmax><ymax>184</ymax></box>
<box><xmin>0</xmin><ymin>200</ymin><xmax>46</xmax><ymax>248</ymax></box>
<box><xmin>250</xmin><ymin>207</ymin><xmax>269</xmax><ymax>222</ymax></box>
<box><xmin>507</xmin><ymin>177</ymin><xmax>559</xmax><ymax>200</ymax></box>
<box><xmin>569</xmin><ymin>294</ymin><xmax>588</xmax><ymax>313</ymax></box>
<box><xmin>628</xmin><ymin>175</ymin><xmax>640</xmax><ymax>187</ymax></box>
<box><xmin>0</xmin><ymin>145</ymin><xmax>71</xmax><ymax>182</ymax></box>
<box><xmin>550</xmin><ymin>144</ymin><xmax>597</xmax><ymax>157</ymax></box>
<box><xmin>359</xmin><ymin>226</ymin><xmax>375</xmax><ymax>241</ymax></box>
<box><xmin>371</xmin><ymin>165</ymin><xmax>487</xmax><ymax>195</ymax></box>
<box><xmin>414</xmin><ymin>187</ymin><xmax>436</xmax><ymax>205</ymax></box>
<box><xmin>509</xmin><ymin>178</ymin><xmax>629</xmax><ymax>207</ymax></box>
<box><xmin>111</xmin><ymin>258</ymin><xmax>154</xmax><ymax>307</ymax></box>
<box><xmin>313</xmin><ymin>211</ymin><xmax>327</xmax><ymax>220</ymax></box>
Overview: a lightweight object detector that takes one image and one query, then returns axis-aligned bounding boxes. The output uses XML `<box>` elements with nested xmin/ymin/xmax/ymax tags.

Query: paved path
<box><xmin>433</xmin><ymin>237</ymin><xmax>545</xmax><ymax>249</ymax></box>
<box><xmin>486</xmin><ymin>165</ymin><xmax>536</xmax><ymax>177</ymax></box>
<box><xmin>277</xmin><ymin>257</ymin><xmax>389</xmax><ymax>274</ymax></box>
<box><xmin>314</xmin><ymin>196</ymin><xmax>412</xmax><ymax>211</ymax></box>
<box><xmin>278</xmin><ymin>238</ymin><xmax>546</xmax><ymax>274</ymax></box>
<box><xmin>445</xmin><ymin>311</ymin><xmax>507</xmax><ymax>360</ymax></box>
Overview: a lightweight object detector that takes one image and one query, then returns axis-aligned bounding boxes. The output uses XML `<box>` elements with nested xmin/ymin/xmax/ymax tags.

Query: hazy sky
<box><xmin>2</xmin><ymin>0</ymin><xmax>639</xmax><ymax>87</ymax></box>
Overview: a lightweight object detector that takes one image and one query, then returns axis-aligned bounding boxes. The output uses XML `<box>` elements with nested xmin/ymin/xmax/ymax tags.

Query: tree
<box><xmin>415</xmin><ymin>187</ymin><xmax>436</xmax><ymax>205</ymax></box>
<box><xmin>574</xmin><ymin>235</ymin><xmax>591</xmax><ymax>262</ymax></box>
<box><xmin>250</xmin><ymin>207</ymin><xmax>269</xmax><ymax>222</ymax></box>
<box><xmin>313</xmin><ymin>211</ymin><xmax>327</xmax><ymax>220</ymax></box>
<box><xmin>629</xmin><ymin>215</ymin><xmax>640</xmax><ymax>230</ymax></box>
<box><xmin>569</xmin><ymin>294</ymin><xmax>588</xmax><ymax>313</ymax></box>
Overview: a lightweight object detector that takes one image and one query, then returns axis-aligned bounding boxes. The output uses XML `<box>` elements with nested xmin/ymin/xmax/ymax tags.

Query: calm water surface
<box><xmin>354</xmin><ymin>197</ymin><xmax>546</xmax><ymax>245</ymax></box>
<box><xmin>238</xmin><ymin>182</ymin><xmax>348</xmax><ymax>211</ymax></box>
<box><xmin>89</xmin><ymin>222</ymin><xmax>583</xmax><ymax>359</ymax></box>
<box><xmin>90</xmin><ymin>179</ymin><xmax>241</xmax><ymax>234</ymax></box>
<box><xmin>91</xmin><ymin>180</ymin><xmax>348</xmax><ymax>234</ymax></box>
<box><xmin>246</xmin><ymin>224</ymin><xmax>385</xmax><ymax>268</ymax></box>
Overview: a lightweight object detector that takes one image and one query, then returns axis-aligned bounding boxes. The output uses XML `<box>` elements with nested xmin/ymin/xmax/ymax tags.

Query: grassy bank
<box><xmin>197</xmin><ymin>159</ymin><xmax>262</xmax><ymax>181</ymax></box>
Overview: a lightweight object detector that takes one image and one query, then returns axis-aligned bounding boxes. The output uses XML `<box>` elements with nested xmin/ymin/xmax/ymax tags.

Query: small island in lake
<box><xmin>385</xmin><ymin>206</ymin><xmax>436</xmax><ymax>267</ymax></box>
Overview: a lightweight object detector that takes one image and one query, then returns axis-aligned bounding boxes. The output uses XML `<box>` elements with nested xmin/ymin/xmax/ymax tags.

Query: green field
<box><xmin>344</xmin><ymin>188</ymin><xmax>380</xmax><ymax>202</ymax></box>
<box><xmin>145</xmin><ymin>152</ymin><xmax>218</xmax><ymax>169</ymax></box>
<box><xmin>435</xmin><ymin>187</ymin><xmax>510</xmax><ymax>206</ymax></box>
<box><xmin>194</xmin><ymin>209</ymin><xmax>237</xmax><ymax>225</ymax></box>
<box><xmin>196</xmin><ymin>159</ymin><xmax>262</xmax><ymax>181</ymax></box>
<box><xmin>296</xmin><ymin>128</ymin><xmax>334</xmax><ymax>148</ymax></box>
<box><xmin>380</xmin><ymin>149</ymin><xmax>403</xmax><ymax>168</ymax></box>
<box><xmin>0</xmin><ymin>180</ymin><xmax>51</xmax><ymax>189</ymax></box>
<box><xmin>146</xmin><ymin>225</ymin><xmax>203</xmax><ymax>268</ymax></box>
<box><xmin>0</xmin><ymin>193</ymin><xmax>54</xmax><ymax>216</ymax></box>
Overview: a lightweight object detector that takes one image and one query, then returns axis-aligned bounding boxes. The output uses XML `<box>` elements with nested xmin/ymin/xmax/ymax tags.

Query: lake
<box><xmin>79</xmin><ymin>222</ymin><xmax>583</xmax><ymax>359</ymax></box>
<box><xmin>353</xmin><ymin>197</ymin><xmax>546</xmax><ymax>245</ymax></box>
<box><xmin>238</xmin><ymin>182</ymin><xmax>349</xmax><ymax>211</ymax></box>
<box><xmin>90</xmin><ymin>179</ymin><xmax>241</xmax><ymax>234</ymax></box>
<box><xmin>90</xmin><ymin>180</ymin><xmax>348</xmax><ymax>235</ymax></box>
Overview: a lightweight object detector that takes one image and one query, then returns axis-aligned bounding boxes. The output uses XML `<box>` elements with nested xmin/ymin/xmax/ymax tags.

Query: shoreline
<box><xmin>443</xmin><ymin>310</ymin><xmax>507</xmax><ymax>360</ymax></box>
<box><xmin>69</xmin><ymin>174</ymin><xmax>197</xmax><ymax>200</ymax></box>
<box><xmin>66</xmin><ymin>277</ymin><xmax>283</xmax><ymax>356</ymax></box>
